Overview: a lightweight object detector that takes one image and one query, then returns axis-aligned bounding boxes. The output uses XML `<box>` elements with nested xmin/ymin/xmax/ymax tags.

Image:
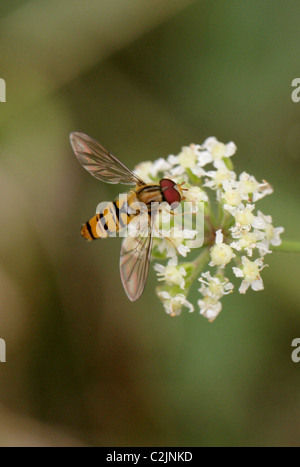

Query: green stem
<box><xmin>189</xmin><ymin>247</ymin><xmax>210</xmax><ymax>284</ymax></box>
<box><xmin>272</xmin><ymin>240</ymin><xmax>300</xmax><ymax>253</ymax></box>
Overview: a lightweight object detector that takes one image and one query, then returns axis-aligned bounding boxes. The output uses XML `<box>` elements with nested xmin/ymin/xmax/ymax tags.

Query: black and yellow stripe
<box><xmin>81</xmin><ymin>199</ymin><xmax>134</xmax><ymax>241</ymax></box>
<box><xmin>81</xmin><ymin>185</ymin><xmax>164</xmax><ymax>241</ymax></box>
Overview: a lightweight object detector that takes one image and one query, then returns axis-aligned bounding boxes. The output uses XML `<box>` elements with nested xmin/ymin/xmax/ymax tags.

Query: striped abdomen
<box><xmin>81</xmin><ymin>184</ymin><xmax>166</xmax><ymax>241</ymax></box>
<box><xmin>81</xmin><ymin>199</ymin><xmax>134</xmax><ymax>240</ymax></box>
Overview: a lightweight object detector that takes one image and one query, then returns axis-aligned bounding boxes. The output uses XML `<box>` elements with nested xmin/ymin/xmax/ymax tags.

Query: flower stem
<box><xmin>272</xmin><ymin>240</ymin><xmax>300</xmax><ymax>253</ymax></box>
<box><xmin>190</xmin><ymin>247</ymin><xmax>210</xmax><ymax>283</ymax></box>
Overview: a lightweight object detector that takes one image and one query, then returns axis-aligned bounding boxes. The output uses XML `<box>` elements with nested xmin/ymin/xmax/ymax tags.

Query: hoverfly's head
<box><xmin>159</xmin><ymin>178</ymin><xmax>182</xmax><ymax>209</ymax></box>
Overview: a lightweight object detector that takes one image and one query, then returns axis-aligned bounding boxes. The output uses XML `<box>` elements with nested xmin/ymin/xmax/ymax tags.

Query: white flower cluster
<box><xmin>134</xmin><ymin>137</ymin><xmax>284</xmax><ymax>320</ymax></box>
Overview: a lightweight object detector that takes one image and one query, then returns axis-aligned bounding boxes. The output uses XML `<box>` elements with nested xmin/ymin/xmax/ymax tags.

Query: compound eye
<box><xmin>160</xmin><ymin>178</ymin><xmax>176</xmax><ymax>190</ymax></box>
<box><xmin>159</xmin><ymin>179</ymin><xmax>181</xmax><ymax>208</ymax></box>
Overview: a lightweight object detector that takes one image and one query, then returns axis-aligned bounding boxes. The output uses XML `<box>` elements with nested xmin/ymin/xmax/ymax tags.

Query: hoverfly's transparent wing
<box><xmin>120</xmin><ymin>210</ymin><xmax>157</xmax><ymax>302</ymax></box>
<box><xmin>70</xmin><ymin>132</ymin><xmax>145</xmax><ymax>186</ymax></box>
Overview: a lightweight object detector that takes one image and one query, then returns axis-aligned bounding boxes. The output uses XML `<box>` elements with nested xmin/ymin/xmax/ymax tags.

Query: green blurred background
<box><xmin>0</xmin><ymin>0</ymin><xmax>300</xmax><ymax>447</ymax></box>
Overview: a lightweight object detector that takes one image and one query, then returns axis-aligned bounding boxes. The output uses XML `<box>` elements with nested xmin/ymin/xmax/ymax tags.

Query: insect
<box><xmin>70</xmin><ymin>132</ymin><xmax>182</xmax><ymax>301</ymax></box>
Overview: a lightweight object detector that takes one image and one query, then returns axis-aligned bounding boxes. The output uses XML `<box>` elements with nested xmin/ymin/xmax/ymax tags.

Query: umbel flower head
<box><xmin>133</xmin><ymin>137</ymin><xmax>284</xmax><ymax>321</ymax></box>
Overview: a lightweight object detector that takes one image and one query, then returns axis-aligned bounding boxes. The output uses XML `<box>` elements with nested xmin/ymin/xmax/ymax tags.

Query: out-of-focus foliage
<box><xmin>0</xmin><ymin>0</ymin><xmax>299</xmax><ymax>447</ymax></box>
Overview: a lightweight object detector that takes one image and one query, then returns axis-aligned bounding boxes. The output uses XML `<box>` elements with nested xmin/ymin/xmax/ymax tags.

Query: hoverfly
<box><xmin>70</xmin><ymin>132</ymin><xmax>182</xmax><ymax>301</ymax></box>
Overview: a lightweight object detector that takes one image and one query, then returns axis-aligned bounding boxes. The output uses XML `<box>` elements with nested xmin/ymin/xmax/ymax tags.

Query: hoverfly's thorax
<box><xmin>136</xmin><ymin>185</ymin><xmax>163</xmax><ymax>207</ymax></box>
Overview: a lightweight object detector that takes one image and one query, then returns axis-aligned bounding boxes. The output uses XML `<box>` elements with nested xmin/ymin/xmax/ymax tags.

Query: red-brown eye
<box><xmin>159</xmin><ymin>178</ymin><xmax>181</xmax><ymax>208</ymax></box>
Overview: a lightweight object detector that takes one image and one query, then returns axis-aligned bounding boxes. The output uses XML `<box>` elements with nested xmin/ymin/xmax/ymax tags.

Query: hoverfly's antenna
<box><xmin>176</xmin><ymin>181</ymin><xmax>188</xmax><ymax>191</ymax></box>
<box><xmin>175</xmin><ymin>181</ymin><xmax>188</xmax><ymax>201</ymax></box>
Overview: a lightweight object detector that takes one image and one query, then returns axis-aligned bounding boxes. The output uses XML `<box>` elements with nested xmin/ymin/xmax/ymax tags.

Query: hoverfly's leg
<box><xmin>153</xmin><ymin>226</ymin><xmax>179</xmax><ymax>249</ymax></box>
<box><xmin>164</xmin><ymin>236</ymin><xmax>178</xmax><ymax>249</ymax></box>
<box><xmin>170</xmin><ymin>211</ymin><xmax>186</xmax><ymax>217</ymax></box>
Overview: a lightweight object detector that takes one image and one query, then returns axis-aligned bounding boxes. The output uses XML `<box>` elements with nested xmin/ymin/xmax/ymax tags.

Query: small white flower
<box><xmin>201</xmin><ymin>137</ymin><xmax>237</xmax><ymax>167</ymax></box>
<box><xmin>209</xmin><ymin>230</ymin><xmax>235</xmax><ymax>267</ymax></box>
<box><xmin>154</xmin><ymin>257</ymin><xmax>187</xmax><ymax>290</ymax></box>
<box><xmin>168</xmin><ymin>144</ymin><xmax>207</xmax><ymax>180</ymax></box>
<box><xmin>238</xmin><ymin>172</ymin><xmax>260</xmax><ymax>197</ymax></box>
<box><xmin>270</xmin><ymin>226</ymin><xmax>285</xmax><ymax>246</ymax></box>
<box><xmin>235</xmin><ymin>205</ymin><xmax>255</xmax><ymax>226</ymax></box>
<box><xmin>221</xmin><ymin>180</ymin><xmax>243</xmax><ymax>207</ymax></box>
<box><xmin>167</xmin><ymin>154</ymin><xmax>179</xmax><ymax>166</ymax></box>
<box><xmin>157</xmin><ymin>227</ymin><xmax>196</xmax><ymax>258</ymax></box>
<box><xmin>178</xmin><ymin>145</ymin><xmax>198</xmax><ymax>168</ymax></box>
<box><xmin>158</xmin><ymin>291</ymin><xmax>194</xmax><ymax>316</ymax></box>
<box><xmin>256</xmin><ymin>211</ymin><xmax>285</xmax><ymax>247</ymax></box>
<box><xmin>238</xmin><ymin>172</ymin><xmax>273</xmax><ymax>202</ymax></box>
<box><xmin>151</xmin><ymin>158</ymin><xmax>172</xmax><ymax>177</ymax></box>
<box><xmin>204</xmin><ymin>164</ymin><xmax>237</xmax><ymax>190</ymax></box>
<box><xmin>177</xmin><ymin>244</ymin><xmax>190</xmax><ymax>257</ymax></box>
<box><xmin>198</xmin><ymin>271</ymin><xmax>234</xmax><ymax>299</ymax></box>
<box><xmin>184</xmin><ymin>186</ymin><xmax>208</xmax><ymax>203</ymax></box>
<box><xmin>190</xmin><ymin>165</ymin><xmax>206</xmax><ymax>178</ymax></box>
<box><xmin>230</xmin><ymin>231</ymin><xmax>262</xmax><ymax>257</ymax></box>
<box><xmin>198</xmin><ymin>296</ymin><xmax>222</xmax><ymax>321</ymax></box>
<box><xmin>229</xmin><ymin>205</ymin><xmax>265</xmax><ymax>236</ymax></box>
<box><xmin>197</xmin><ymin>150</ymin><xmax>214</xmax><ymax>167</ymax></box>
<box><xmin>168</xmin><ymin>165</ymin><xmax>186</xmax><ymax>176</ymax></box>
<box><xmin>233</xmin><ymin>256</ymin><xmax>267</xmax><ymax>294</ymax></box>
<box><xmin>133</xmin><ymin>161</ymin><xmax>154</xmax><ymax>183</ymax></box>
<box><xmin>168</xmin><ymin>144</ymin><xmax>206</xmax><ymax>178</ymax></box>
